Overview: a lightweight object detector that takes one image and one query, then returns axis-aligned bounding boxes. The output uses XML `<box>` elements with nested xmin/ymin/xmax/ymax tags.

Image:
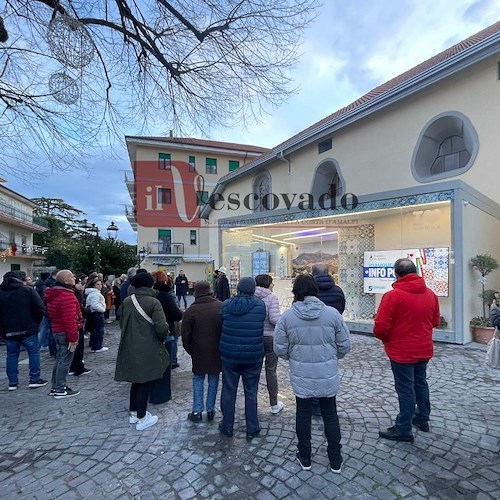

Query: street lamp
<box><xmin>106</xmin><ymin>221</ymin><xmax>119</xmax><ymax>241</ymax></box>
<box><xmin>138</xmin><ymin>246</ymin><xmax>147</xmax><ymax>266</ymax></box>
<box><xmin>79</xmin><ymin>219</ymin><xmax>119</xmax><ymax>272</ymax></box>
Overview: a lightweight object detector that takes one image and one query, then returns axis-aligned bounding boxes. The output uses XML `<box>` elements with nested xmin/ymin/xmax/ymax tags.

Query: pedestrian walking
<box><xmin>115</xmin><ymin>271</ymin><xmax>169</xmax><ymax>430</ymax></box>
<box><xmin>0</xmin><ymin>271</ymin><xmax>47</xmax><ymax>391</ymax></box>
<box><xmin>175</xmin><ymin>270</ymin><xmax>189</xmax><ymax>308</ymax></box>
<box><xmin>274</xmin><ymin>274</ymin><xmax>351</xmax><ymax>473</ymax></box>
<box><xmin>254</xmin><ymin>274</ymin><xmax>284</xmax><ymax>414</ymax></box>
<box><xmin>219</xmin><ymin>277</ymin><xmax>266</xmax><ymax>440</ymax></box>
<box><xmin>374</xmin><ymin>258</ymin><xmax>440</xmax><ymax>442</ymax></box>
<box><xmin>182</xmin><ymin>281</ymin><xmax>223</xmax><ymax>422</ymax></box>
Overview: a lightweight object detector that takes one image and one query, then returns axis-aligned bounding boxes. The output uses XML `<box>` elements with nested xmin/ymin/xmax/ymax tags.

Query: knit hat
<box><xmin>194</xmin><ymin>281</ymin><xmax>212</xmax><ymax>298</ymax></box>
<box><xmin>129</xmin><ymin>272</ymin><xmax>154</xmax><ymax>289</ymax></box>
<box><xmin>217</xmin><ymin>266</ymin><xmax>227</xmax><ymax>274</ymax></box>
<box><xmin>237</xmin><ymin>277</ymin><xmax>256</xmax><ymax>295</ymax></box>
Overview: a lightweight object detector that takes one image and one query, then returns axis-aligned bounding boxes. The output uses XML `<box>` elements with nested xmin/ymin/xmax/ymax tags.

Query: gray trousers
<box><xmin>51</xmin><ymin>333</ymin><xmax>73</xmax><ymax>391</ymax></box>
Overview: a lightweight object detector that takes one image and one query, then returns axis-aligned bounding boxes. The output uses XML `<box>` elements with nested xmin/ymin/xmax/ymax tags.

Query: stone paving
<box><xmin>1</xmin><ymin>317</ymin><xmax>500</xmax><ymax>499</ymax></box>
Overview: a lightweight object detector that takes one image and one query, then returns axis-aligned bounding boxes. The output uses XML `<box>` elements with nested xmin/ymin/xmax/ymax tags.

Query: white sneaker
<box><xmin>129</xmin><ymin>412</ymin><xmax>138</xmax><ymax>424</ymax></box>
<box><xmin>136</xmin><ymin>411</ymin><xmax>158</xmax><ymax>430</ymax></box>
<box><xmin>91</xmin><ymin>347</ymin><xmax>109</xmax><ymax>353</ymax></box>
<box><xmin>271</xmin><ymin>401</ymin><xmax>285</xmax><ymax>414</ymax></box>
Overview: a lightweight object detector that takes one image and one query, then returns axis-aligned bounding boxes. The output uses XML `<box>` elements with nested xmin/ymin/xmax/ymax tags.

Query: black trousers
<box><xmin>296</xmin><ymin>396</ymin><xmax>342</xmax><ymax>467</ymax></box>
<box><xmin>130</xmin><ymin>381</ymin><xmax>153</xmax><ymax>419</ymax></box>
<box><xmin>69</xmin><ymin>329</ymin><xmax>85</xmax><ymax>375</ymax></box>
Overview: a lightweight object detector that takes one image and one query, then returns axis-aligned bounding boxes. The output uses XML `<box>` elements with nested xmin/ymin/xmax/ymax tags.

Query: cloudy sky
<box><xmin>6</xmin><ymin>0</ymin><xmax>499</xmax><ymax>244</ymax></box>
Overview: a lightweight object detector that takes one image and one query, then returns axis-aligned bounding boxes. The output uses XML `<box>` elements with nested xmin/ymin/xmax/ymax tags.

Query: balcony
<box><xmin>124</xmin><ymin>204</ymin><xmax>137</xmax><ymax>231</ymax></box>
<box><xmin>0</xmin><ymin>201</ymin><xmax>48</xmax><ymax>230</ymax></box>
<box><xmin>123</xmin><ymin>170</ymin><xmax>135</xmax><ymax>202</ymax></box>
<box><xmin>0</xmin><ymin>240</ymin><xmax>48</xmax><ymax>257</ymax></box>
<box><xmin>146</xmin><ymin>242</ymin><xmax>184</xmax><ymax>255</ymax></box>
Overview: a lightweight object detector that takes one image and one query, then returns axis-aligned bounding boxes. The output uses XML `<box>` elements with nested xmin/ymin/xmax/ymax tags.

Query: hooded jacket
<box><xmin>85</xmin><ymin>287</ymin><xmax>106</xmax><ymax>313</ymax></box>
<box><xmin>45</xmin><ymin>285</ymin><xmax>82</xmax><ymax>343</ymax></box>
<box><xmin>115</xmin><ymin>287</ymin><xmax>169</xmax><ymax>383</ymax></box>
<box><xmin>0</xmin><ymin>274</ymin><xmax>44</xmax><ymax>339</ymax></box>
<box><xmin>274</xmin><ymin>296</ymin><xmax>351</xmax><ymax>398</ymax></box>
<box><xmin>373</xmin><ymin>273</ymin><xmax>440</xmax><ymax>363</ymax></box>
<box><xmin>313</xmin><ymin>272</ymin><xmax>346</xmax><ymax>313</ymax></box>
<box><xmin>220</xmin><ymin>294</ymin><xmax>266</xmax><ymax>364</ymax></box>
<box><xmin>253</xmin><ymin>286</ymin><xmax>281</xmax><ymax>336</ymax></box>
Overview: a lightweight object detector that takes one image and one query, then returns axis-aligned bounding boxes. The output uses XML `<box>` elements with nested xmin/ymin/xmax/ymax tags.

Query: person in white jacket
<box><xmin>85</xmin><ymin>277</ymin><xmax>108</xmax><ymax>353</ymax></box>
<box><xmin>254</xmin><ymin>274</ymin><xmax>284</xmax><ymax>414</ymax></box>
<box><xmin>274</xmin><ymin>274</ymin><xmax>351</xmax><ymax>474</ymax></box>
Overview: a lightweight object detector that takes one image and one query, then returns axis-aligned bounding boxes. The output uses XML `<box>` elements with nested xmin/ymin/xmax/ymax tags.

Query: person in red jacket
<box><xmin>373</xmin><ymin>258</ymin><xmax>440</xmax><ymax>442</ymax></box>
<box><xmin>45</xmin><ymin>269</ymin><xmax>82</xmax><ymax>399</ymax></box>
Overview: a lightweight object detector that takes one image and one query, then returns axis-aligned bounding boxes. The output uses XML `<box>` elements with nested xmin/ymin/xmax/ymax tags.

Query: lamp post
<box><xmin>138</xmin><ymin>247</ymin><xmax>146</xmax><ymax>267</ymax></box>
<box><xmin>80</xmin><ymin>219</ymin><xmax>119</xmax><ymax>272</ymax></box>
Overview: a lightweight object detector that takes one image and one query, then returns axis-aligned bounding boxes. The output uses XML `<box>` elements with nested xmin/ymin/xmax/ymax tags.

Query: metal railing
<box><xmin>0</xmin><ymin>200</ymin><xmax>48</xmax><ymax>228</ymax></box>
<box><xmin>146</xmin><ymin>242</ymin><xmax>184</xmax><ymax>255</ymax></box>
<box><xmin>0</xmin><ymin>240</ymin><xmax>48</xmax><ymax>255</ymax></box>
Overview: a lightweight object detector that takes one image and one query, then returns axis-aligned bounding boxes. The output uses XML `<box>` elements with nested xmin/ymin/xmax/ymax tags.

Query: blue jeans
<box><xmin>51</xmin><ymin>333</ymin><xmax>73</xmax><ymax>391</ymax></box>
<box><xmin>390</xmin><ymin>360</ymin><xmax>430</xmax><ymax>434</ymax></box>
<box><xmin>220</xmin><ymin>360</ymin><xmax>262</xmax><ymax>434</ymax></box>
<box><xmin>6</xmin><ymin>334</ymin><xmax>41</xmax><ymax>385</ymax></box>
<box><xmin>38</xmin><ymin>316</ymin><xmax>56</xmax><ymax>355</ymax></box>
<box><xmin>89</xmin><ymin>312</ymin><xmax>104</xmax><ymax>351</ymax></box>
<box><xmin>170</xmin><ymin>336</ymin><xmax>178</xmax><ymax>365</ymax></box>
<box><xmin>296</xmin><ymin>396</ymin><xmax>342</xmax><ymax>467</ymax></box>
<box><xmin>192</xmin><ymin>374</ymin><xmax>219</xmax><ymax>413</ymax></box>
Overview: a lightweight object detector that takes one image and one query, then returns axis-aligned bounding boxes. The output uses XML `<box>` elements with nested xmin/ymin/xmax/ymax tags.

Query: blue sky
<box><xmin>6</xmin><ymin>0</ymin><xmax>499</xmax><ymax>244</ymax></box>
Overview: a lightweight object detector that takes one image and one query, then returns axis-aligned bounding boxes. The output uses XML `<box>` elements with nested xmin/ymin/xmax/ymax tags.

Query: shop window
<box><xmin>189</xmin><ymin>156</ymin><xmax>196</xmax><ymax>172</ymax></box>
<box><xmin>412</xmin><ymin>112</ymin><xmax>478</xmax><ymax>183</ymax></box>
<box><xmin>158</xmin><ymin>153</ymin><xmax>171</xmax><ymax>170</ymax></box>
<box><xmin>229</xmin><ymin>160</ymin><xmax>240</xmax><ymax>172</ymax></box>
<box><xmin>318</xmin><ymin>138</ymin><xmax>332</xmax><ymax>154</ymax></box>
<box><xmin>158</xmin><ymin>188</ymin><xmax>171</xmax><ymax>204</ymax></box>
<box><xmin>190</xmin><ymin>230</ymin><xmax>197</xmax><ymax>245</ymax></box>
<box><xmin>206</xmin><ymin>158</ymin><xmax>217</xmax><ymax>174</ymax></box>
<box><xmin>310</xmin><ymin>160</ymin><xmax>344</xmax><ymax>207</ymax></box>
<box><xmin>253</xmin><ymin>171</ymin><xmax>272</xmax><ymax>212</ymax></box>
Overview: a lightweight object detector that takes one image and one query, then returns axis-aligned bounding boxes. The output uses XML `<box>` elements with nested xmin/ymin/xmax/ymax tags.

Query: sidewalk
<box><xmin>0</xmin><ymin>324</ymin><xmax>499</xmax><ymax>499</ymax></box>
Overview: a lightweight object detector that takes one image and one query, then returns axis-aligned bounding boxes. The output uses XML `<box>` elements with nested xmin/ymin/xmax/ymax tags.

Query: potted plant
<box><xmin>470</xmin><ymin>254</ymin><xmax>499</xmax><ymax>344</ymax></box>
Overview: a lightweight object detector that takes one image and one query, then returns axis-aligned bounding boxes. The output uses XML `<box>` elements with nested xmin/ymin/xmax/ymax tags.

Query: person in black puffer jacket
<box><xmin>219</xmin><ymin>277</ymin><xmax>266</xmax><ymax>440</ymax></box>
<box><xmin>0</xmin><ymin>271</ymin><xmax>46</xmax><ymax>390</ymax></box>
<box><xmin>312</xmin><ymin>264</ymin><xmax>345</xmax><ymax>314</ymax></box>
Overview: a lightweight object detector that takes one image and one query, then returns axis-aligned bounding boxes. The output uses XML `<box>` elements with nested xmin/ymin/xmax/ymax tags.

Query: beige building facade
<box><xmin>125</xmin><ymin>136</ymin><xmax>269</xmax><ymax>283</ymax></box>
<box><xmin>202</xmin><ymin>22</ymin><xmax>500</xmax><ymax>344</ymax></box>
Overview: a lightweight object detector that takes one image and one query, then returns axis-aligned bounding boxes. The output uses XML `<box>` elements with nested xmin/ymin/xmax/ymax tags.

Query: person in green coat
<box><xmin>114</xmin><ymin>272</ymin><xmax>169</xmax><ymax>431</ymax></box>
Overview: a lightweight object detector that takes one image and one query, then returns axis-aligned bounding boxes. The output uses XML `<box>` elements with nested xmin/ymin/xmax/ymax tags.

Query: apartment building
<box><xmin>0</xmin><ymin>181</ymin><xmax>48</xmax><ymax>277</ymax></box>
<box><xmin>124</xmin><ymin>136</ymin><xmax>269</xmax><ymax>282</ymax></box>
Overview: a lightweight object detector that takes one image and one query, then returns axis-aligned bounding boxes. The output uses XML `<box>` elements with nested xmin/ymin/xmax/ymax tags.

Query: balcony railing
<box><xmin>0</xmin><ymin>240</ymin><xmax>48</xmax><ymax>256</ymax></box>
<box><xmin>146</xmin><ymin>242</ymin><xmax>184</xmax><ymax>255</ymax></box>
<box><xmin>0</xmin><ymin>200</ymin><xmax>48</xmax><ymax>228</ymax></box>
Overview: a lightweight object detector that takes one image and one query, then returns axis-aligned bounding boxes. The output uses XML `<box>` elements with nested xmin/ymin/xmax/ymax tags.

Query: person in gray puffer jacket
<box><xmin>274</xmin><ymin>274</ymin><xmax>351</xmax><ymax>474</ymax></box>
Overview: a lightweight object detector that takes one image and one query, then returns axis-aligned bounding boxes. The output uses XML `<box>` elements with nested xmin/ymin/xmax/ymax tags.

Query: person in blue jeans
<box><xmin>0</xmin><ymin>271</ymin><xmax>47</xmax><ymax>390</ymax></box>
<box><xmin>181</xmin><ymin>281</ymin><xmax>222</xmax><ymax>422</ymax></box>
<box><xmin>219</xmin><ymin>277</ymin><xmax>266</xmax><ymax>440</ymax></box>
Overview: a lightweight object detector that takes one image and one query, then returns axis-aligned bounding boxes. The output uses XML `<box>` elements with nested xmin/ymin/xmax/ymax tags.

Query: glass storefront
<box><xmin>221</xmin><ymin>200</ymin><xmax>453</xmax><ymax>331</ymax></box>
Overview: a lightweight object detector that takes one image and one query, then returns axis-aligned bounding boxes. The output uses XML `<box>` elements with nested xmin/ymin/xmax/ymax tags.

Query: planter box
<box><xmin>472</xmin><ymin>326</ymin><xmax>496</xmax><ymax>344</ymax></box>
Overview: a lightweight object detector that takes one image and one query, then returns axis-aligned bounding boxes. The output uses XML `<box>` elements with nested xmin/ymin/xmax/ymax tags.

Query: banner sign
<box><xmin>363</xmin><ymin>248</ymin><xmax>449</xmax><ymax>296</ymax></box>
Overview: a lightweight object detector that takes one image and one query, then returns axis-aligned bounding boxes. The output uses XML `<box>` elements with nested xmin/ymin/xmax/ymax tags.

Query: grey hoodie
<box><xmin>274</xmin><ymin>296</ymin><xmax>351</xmax><ymax>398</ymax></box>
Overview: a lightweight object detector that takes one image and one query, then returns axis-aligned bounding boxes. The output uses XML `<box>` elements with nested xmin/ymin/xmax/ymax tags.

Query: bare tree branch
<box><xmin>0</xmin><ymin>0</ymin><xmax>319</xmax><ymax>179</ymax></box>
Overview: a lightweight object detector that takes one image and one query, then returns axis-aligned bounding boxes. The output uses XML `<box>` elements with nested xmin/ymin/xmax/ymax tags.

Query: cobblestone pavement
<box><xmin>1</xmin><ymin>320</ymin><xmax>500</xmax><ymax>499</ymax></box>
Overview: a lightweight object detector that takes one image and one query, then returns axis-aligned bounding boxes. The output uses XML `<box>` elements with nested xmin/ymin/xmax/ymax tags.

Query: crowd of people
<box><xmin>0</xmin><ymin>258</ymin><xmax>456</xmax><ymax>472</ymax></box>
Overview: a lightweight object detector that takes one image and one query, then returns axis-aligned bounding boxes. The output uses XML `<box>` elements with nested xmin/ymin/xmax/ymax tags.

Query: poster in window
<box><xmin>252</xmin><ymin>251</ymin><xmax>269</xmax><ymax>276</ymax></box>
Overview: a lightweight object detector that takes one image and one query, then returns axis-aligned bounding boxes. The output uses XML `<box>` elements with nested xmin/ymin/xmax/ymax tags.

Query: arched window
<box><xmin>412</xmin><ymin>112</ymin><xmax>478</xmax><ymax>183</ymax></box>
<box><xmin>310</xmin><ymin>160</ymin><xmax>344</xmax><ymax>208</ymax></box>
<box><xmin>253</xmin><ymin>171</ymin><xmax>272</xmax><ymax>212</ymax></box>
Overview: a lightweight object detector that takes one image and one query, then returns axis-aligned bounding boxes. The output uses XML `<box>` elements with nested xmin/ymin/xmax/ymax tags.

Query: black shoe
<box><xmin>296</xmin><ymin>451</ymin><xmax>312</xmax><ymax>471</ymax></box>
<box><xmin>29</xmin><ymin>378</ymin><xmax>48</xmax><ymax>388</ymax></box>
<box><xmin>188</xmin><ymin>412</ymin><xmax>202</xmax><ymax>423</ymax></box>
<box><xmin>330</xmin><ymin>459</ymin><xmax>343</xmax><ymax>474</ymax></box>
<box><xmin>53</xmin><ymin>386</ymin><xmax>80</xmax><ymax>399</ymax></box>
<box><xmin>246</xmin><ymin>429</ymin><xmax>260</xmax><ymax>441</ymax></box>
<box><xmin>207</xmin><ymin>411</ymin><xmax>215</xmax><ymax>421</ymax></box>
<box><xmin>218</xmin><ymin>423</ymin><xmax>233</xmax><ymax>437</ymax></box>
<box><xmin>379</xmin><ymin>428</ymin><xmax>414</xmax><ymax>443</ymax></box>
<box><xmin>171</xmin><ymin>363</ymin><xmax>179</xmax><ymax>369</ymax></box>
<box><xmin>412</xmin><ymin>417</ymin><xmax>430</xmax><ymax>432</ymax></box>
